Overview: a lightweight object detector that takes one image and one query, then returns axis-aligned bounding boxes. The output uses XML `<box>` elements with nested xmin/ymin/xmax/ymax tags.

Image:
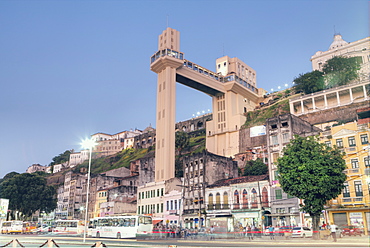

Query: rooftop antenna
<box><xmin>334</xmin><ymin>25</ymin><xmax>338</xmax><ymax>35</ymax></box>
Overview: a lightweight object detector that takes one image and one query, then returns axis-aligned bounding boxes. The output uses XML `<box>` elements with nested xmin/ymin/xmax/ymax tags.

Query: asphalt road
<box><xmin>0</xmin><ymin>233</ymin><xmax>368</xmax><ymax>247</ymax></box>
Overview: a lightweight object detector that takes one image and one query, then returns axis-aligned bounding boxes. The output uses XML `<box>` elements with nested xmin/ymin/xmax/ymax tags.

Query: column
<box><xmin>300</xmin><ymin>100</ymin><xmax>304</xmax><ymax>114</ymax></box>
<box><xmin>312</xmin><ymin>97</ymin><xmax>316</xmax><ymax>111</ymax></box>
<box><xmin>324</xmin><ymin>94</ymin><xmax>328</xmax><ymax>109</ymax></box>
<box><xmin>363</xmin><ymin>85</ymin><xmax>368</xmax><ymax>99</ymax></box>
<box><xmin>336</xmin><ymin>91</ymin><xmax>341</xmax><ymax>106</ymax></box>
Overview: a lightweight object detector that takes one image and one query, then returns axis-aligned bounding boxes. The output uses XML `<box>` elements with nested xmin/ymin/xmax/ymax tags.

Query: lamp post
<box><xmin>81</xmin><ymin>138</ymin><xmax>97</xmax><ymax>243</ymax></box>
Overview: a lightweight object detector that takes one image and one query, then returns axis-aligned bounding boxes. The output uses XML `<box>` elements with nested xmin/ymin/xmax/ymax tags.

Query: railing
<box><xmin>150</xmin><ymin>49</ymin><xmax>184</xmax><ymax>64</ymax></box>
<box><xmin>150</xmin><ymin>49</ymin><xmax>258</xmax><ymax>93</ymax></box>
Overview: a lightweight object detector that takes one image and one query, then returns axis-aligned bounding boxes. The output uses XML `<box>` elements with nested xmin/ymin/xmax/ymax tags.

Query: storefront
<box><xmin>232</xmin><ymin>211</ymin><xmax>261</xmax><ymax>228</ymax></box>
<box><xmin>328</xmin><ymin>208</ymin><xmax>369</xmax><ymax>235</ymax></box>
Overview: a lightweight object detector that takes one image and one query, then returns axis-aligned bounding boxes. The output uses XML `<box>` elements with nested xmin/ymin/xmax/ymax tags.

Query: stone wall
<box><xmin>298</xmin><ymin>101</ymin><xmax>369</xmax><ymax>125</ymax></box>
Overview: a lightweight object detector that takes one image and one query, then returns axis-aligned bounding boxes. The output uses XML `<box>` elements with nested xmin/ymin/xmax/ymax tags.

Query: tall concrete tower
<box><xmin>150</xmin><ymin>28</ymin><xmax>264</xmax><ymax>182</ymax></box>
<box><xmin>150</xmin><ymin>28</ymin><xmax>183</xmax><ymax>182</ymax></box>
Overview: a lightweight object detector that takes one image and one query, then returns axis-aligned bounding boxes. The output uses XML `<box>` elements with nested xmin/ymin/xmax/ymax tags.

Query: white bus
<box><xmin>52</xmin><ymin>220</ymin><xmax>85</xmax><ymax>234</ymax></box>
<box><xmin>1</xmin><ymin>221</ymin><xmax>23</xmax><ymax>234</ymax></box>
<box><xmin>89</xmin><ymin>215</ymin><xmax>152</xmax><ymax>239</ymax></box>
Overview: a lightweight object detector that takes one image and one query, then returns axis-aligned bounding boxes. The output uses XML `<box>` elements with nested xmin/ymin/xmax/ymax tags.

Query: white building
<box><xmin>311</xmin><ymin>34</ymin><xmax>370</xmax><ymax>80</ymax></box>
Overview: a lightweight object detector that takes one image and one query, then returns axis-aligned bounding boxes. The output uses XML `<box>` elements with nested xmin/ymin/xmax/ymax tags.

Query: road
<box><xmin>0</xmin><ymin>233</ymin><xmax>368</xmax><ymax>247</ymax></box>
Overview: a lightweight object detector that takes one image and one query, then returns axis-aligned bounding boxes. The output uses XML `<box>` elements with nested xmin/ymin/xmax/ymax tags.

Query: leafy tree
<box><xmin>50</xmin><ymin>150</ymin><xmax>72</xmax><ymax>166</ymax></box>
<box><xmin>0</xmin><ymin>173</ymin><xmax>57</xmax><ymax>218</ymax></box>
<box><xmin>293</xmin><ymin>70</ymin><xmax>324</xmax><ymax>94</ymax></box>
<box><xmin>175</xmin><ymin>131</ymin><xmax>190</xmax><ymax>178</ymax></box>
<box><xmin>175</xmin><ymin>131</ymin><xmax>189</xmax><ymax>156</ymax></box>
<box><xmin>322</xmin><ymin>56</ymin><xmax>361</xmax><ymax>87</ymax></box>
<box><xmin>242</xmin><ymin>158</ymin><xmax>268</xmax><ymax>176</ymax></box>
<box><xmin>277</xmin><ymin>135</ymin><xmax>346</xmax><ymax>239</ymax></box>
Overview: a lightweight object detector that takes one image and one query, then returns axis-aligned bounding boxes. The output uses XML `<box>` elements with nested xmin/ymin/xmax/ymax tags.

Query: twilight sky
<box><xmin>0</xmin><ymin>0</ymin><xmax>368</xmax><ymax>178</ymax></box>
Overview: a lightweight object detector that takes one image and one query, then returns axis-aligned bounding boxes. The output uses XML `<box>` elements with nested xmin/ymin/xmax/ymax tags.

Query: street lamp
<box><xmin>81</xmin><ymin>138</ymin><xmax>97</xmax><ymax>243</ymax></box>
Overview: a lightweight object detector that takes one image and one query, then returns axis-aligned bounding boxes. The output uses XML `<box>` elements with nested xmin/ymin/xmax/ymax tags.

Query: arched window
<box><xmin>223</xmin><ymin>192</ymin><xmax>229</xmax><ymax>209</ymax></box>
<box><xmin>208</xmin><ymin>193</ymin><xmax>213</xmax><ymax>210</ymax></box>
<box><xmin>215</xmin><ymin>193</ymin><xmax>221</xmax><ymax>209</ymax></box>
<box><xmin>262</xmin><ymin>187</ymin><xmax>269</xmax><ymax>207</ymax></box>
<box><xmin>234</xmin><ymin>190</ymin><xmax>240</xmax><ymax>209</ymax></box>
<box><xmin>251</xmin><ymin>188</ymin><xmax>258</xmax><ymax>208</ymax></box>
<box><xmin>242</xmin><ymin>189</ymin><xmax>248</xmax><ymax>209</ymax></box>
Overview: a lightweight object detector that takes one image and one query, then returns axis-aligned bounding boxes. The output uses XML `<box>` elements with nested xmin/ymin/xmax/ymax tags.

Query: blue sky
<box><xmin>0</xmin><ymin>0</ymin><xmax>368</xmax><ymax>178</ymax></box>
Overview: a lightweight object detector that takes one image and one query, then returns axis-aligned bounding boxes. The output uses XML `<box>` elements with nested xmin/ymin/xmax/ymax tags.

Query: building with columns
<box><xmin>290</xmin><ymin>80</ymin><xmax>369</xmax><ymax>116</ymax></box>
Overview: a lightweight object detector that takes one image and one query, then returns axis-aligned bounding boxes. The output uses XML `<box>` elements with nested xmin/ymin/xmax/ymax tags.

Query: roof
<box><xmin>208</xmin><ymin>174</ymin><xmax>269</xmax><ymax>188</ymax></box>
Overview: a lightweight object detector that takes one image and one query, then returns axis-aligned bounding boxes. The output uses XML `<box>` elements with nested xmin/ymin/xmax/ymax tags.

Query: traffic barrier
<box><xmin>39</xmin><ymin>239</ymin><xmax>60</xmax><ymax>247</ymax></box>
<box><xmin>0</xmin><ymin>239</ymin><xmax>25</xmax><ymax>247</ymax></box>
<box><xmin>91</xmin><ymin>242</ymin><xmax>107</xmax><ymax>247</ymax></box>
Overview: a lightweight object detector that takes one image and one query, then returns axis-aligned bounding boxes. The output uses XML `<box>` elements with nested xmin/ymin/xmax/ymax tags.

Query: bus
<box><xmin>88</xmin><ymin>215</ymin><xmax>153</xmax><ymax>239</ymax></box>
<box><xmin>22</xmin><ymin>222</ymin><xmax>37</xmax><ymax>234</ymax></box>
<box><xmin>1</xmin><ymin>221</ymin><xmax>23</xmax><ymax>234</ymax></box>
<box><xmin>52</xmin><ymin>220</ymin><xmax>85</xmax><ymax>234</ymax></box>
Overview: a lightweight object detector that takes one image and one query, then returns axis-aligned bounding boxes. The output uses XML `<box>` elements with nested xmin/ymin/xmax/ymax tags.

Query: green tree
<box><xmin>175</xmin><ymin>131</ymin><xmax>189</xmax><ymax>156</ymax></box>
<box><xmin>293</xmin><ymin>70</ymin><xmax>324</xmax><ymax>94</ymax></box>
<box><xmin>0</xmin><ymin>173</ymin><xmax>57</xmax><ymax>219</ymax></box>
<box><xmin>175</xmin><ymin>131</ymin><xmax>190</xmax><ymax>178</ymax></box>
<box><xmin>322</xmin><ymin>56</ymin><xmax>361</xmax><ymax>87</ymax></box>
<box><xmin>50</xmin><ymin>150</ymin><xmax>72</xmax><ymax>166</ymax></box>
<box><xmin>242</xmin><ymin>158</ymin><xmax>268</xmax><ymax>176</ymax></box>
<box><xmin>277</xmin><ymin>135</ymin><xmax>346</xmax><ymax>239</ymax></box>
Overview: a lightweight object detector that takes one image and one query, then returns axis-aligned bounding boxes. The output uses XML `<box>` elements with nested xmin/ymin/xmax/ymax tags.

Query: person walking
<box><xmin>210</xmin><ymin>225</ymin><xmax>215</xmax><ymax>240</ymax></box>
<box><xmin>268</xmin><ymin>225</ymin><xmax>275</xmax><ymax>240</ymax></box>
<box><xmin>330</xmin><ymin>223</ymin><xmax>337</xmax><ymax>242</ymax></box>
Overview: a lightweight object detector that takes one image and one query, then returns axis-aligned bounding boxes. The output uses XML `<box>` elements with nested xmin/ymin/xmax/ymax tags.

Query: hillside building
<box><xmin>320</xmin><ymin>109</ymin><xmax>369</xmax><ymax>235</ymax></box>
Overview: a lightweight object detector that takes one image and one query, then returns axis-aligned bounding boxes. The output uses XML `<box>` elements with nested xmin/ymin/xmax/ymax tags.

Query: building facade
<box><xmin>320</xmin><ymin>113</ymin><xmax>370</xmax><ymax>234</ymax></box>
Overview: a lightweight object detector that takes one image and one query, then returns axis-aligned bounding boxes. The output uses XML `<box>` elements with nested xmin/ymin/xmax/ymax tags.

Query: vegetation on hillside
<box><xmin>244</xmin><ymin>99</ymin><xmax>290</xmax><ymax>128</ymax></box>
<box><xmin>73</xmin><ymin>147</ymin><xmax>151</xmax><ymax>175</ymax></box>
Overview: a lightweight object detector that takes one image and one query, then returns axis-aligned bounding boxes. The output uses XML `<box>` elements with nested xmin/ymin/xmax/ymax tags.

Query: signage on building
<box><xmin>250</xmin><ymin>125</ymin><xmax>266</xmax><ymax>137</ymax></box>
<box><xmin>0</xmin><ymin>198</ymin><xmax>9</xmax><ymax>219</ymax></box>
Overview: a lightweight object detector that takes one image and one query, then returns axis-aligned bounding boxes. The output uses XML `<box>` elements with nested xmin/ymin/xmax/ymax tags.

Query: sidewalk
<box><xmin>177</xmin><ymin>234</ymin><xmax>370</xmax><ymax>247</ymax></box>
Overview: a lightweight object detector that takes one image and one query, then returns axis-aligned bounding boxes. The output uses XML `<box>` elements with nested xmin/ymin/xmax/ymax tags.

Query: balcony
<box><xmin>344</xmin><ymin>168</ymin><xmax>361</xmax><ymax>176</ymax></box>
<box><xmin>345</xmin><ymin>147</ymin><xmax>357</xmax><ymax>155</ymax></box>
<box><xmin>341</xmin><ymin>197</ymin><xmax>365</xmax><ymax>205</ymax></box>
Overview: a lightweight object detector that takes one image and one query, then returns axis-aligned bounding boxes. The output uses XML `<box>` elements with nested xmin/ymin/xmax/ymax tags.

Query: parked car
<box><xmin>292</xmin><ymin>226</ymin><xmax>313</xmax><ymax>238</ymax></box>
<box><xmin>341</xmin><ymin>225</ymin><xmax>363</xmax><ymax>236</ymax></box>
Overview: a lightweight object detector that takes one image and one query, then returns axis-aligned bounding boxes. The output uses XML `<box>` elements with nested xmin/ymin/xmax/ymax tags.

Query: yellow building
<box><xmin>320</xmin><ymin>118</ymin><xmax>369</xmax><ymax>235</ymax></box>
<box><xmin>94</xmin><ymin>189</ymin><xmax>108</xmax><ymax>218</ymax></box>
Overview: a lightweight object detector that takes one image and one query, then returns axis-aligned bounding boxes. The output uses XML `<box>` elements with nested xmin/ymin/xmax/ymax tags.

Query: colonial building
<box><xmin>320</xmin><ymin>108</ymin><xmax>369</xmax><ymax>234</ymax></box>
<box><xmin>181</xmin><ymin>151</ymin><xmax>238</xmax><ymax>228</ymax></box>
<box><xmin>266</xmin><ymin>113</ymin><xmax>321</xmax><ymax>227</ymax></box>
<box><xmin>206</xmin><ymin>175</ymin><xmax>270</xmax><ymax>235</ymax></box>
<box><xmin>136</xmin><ymin>177</ymin><xmax>181</xmax><ymax>223</ymax></box>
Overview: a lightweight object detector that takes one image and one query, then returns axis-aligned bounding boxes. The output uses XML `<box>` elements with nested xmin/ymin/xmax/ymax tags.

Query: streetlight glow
<box><xmin>80</xmin><ymin>138</ymin><xmax>97</xmax><ymax>243</ymax></box>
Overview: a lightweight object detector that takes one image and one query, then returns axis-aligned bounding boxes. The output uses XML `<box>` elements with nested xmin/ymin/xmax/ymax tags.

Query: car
<box><xmin>341</xmin><ymin>225</ymin><xmax>363</xmax><ymax>236</ymax></box>
<box><xmin>292</xmin><ymin>226</ymin><xmax>313</xmax><ymax>238</ymax></box>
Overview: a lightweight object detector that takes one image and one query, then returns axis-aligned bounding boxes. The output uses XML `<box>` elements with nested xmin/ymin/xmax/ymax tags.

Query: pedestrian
<box><xmin>246</xmin><ymin>225</ymin><xmax>252</xmax><ymax>240</ymax></box>
<box><xmin>330</xmin><ymin>222</ymin><xmax>337</xmax><ymax>242</ymax></box>
<box><xmin>268</xmin><ymin>225</ymin><xmax>275</xmax><ymax>240</ymax></box>
<box><xmin>210</xmin><ymin>225</ymin><xmax>215</xmax><ymax>240</ymax></box>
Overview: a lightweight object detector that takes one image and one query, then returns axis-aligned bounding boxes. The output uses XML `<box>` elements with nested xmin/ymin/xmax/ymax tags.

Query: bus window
<box><xmin>130</xmin><ymin>218</ymin><xmax>136</xmax><ymax>227</ymax></box>
<box><xmin>139</xmin><ymin>216</ymin><xmax>152</xmax><ymax>224</ymax></box>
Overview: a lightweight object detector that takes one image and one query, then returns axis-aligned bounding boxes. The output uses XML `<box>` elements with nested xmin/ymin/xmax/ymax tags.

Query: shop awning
<box><xmin>152</xmin><ymin>219</ymin><xmax>163</xmax><ymax>225</ymax></box>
